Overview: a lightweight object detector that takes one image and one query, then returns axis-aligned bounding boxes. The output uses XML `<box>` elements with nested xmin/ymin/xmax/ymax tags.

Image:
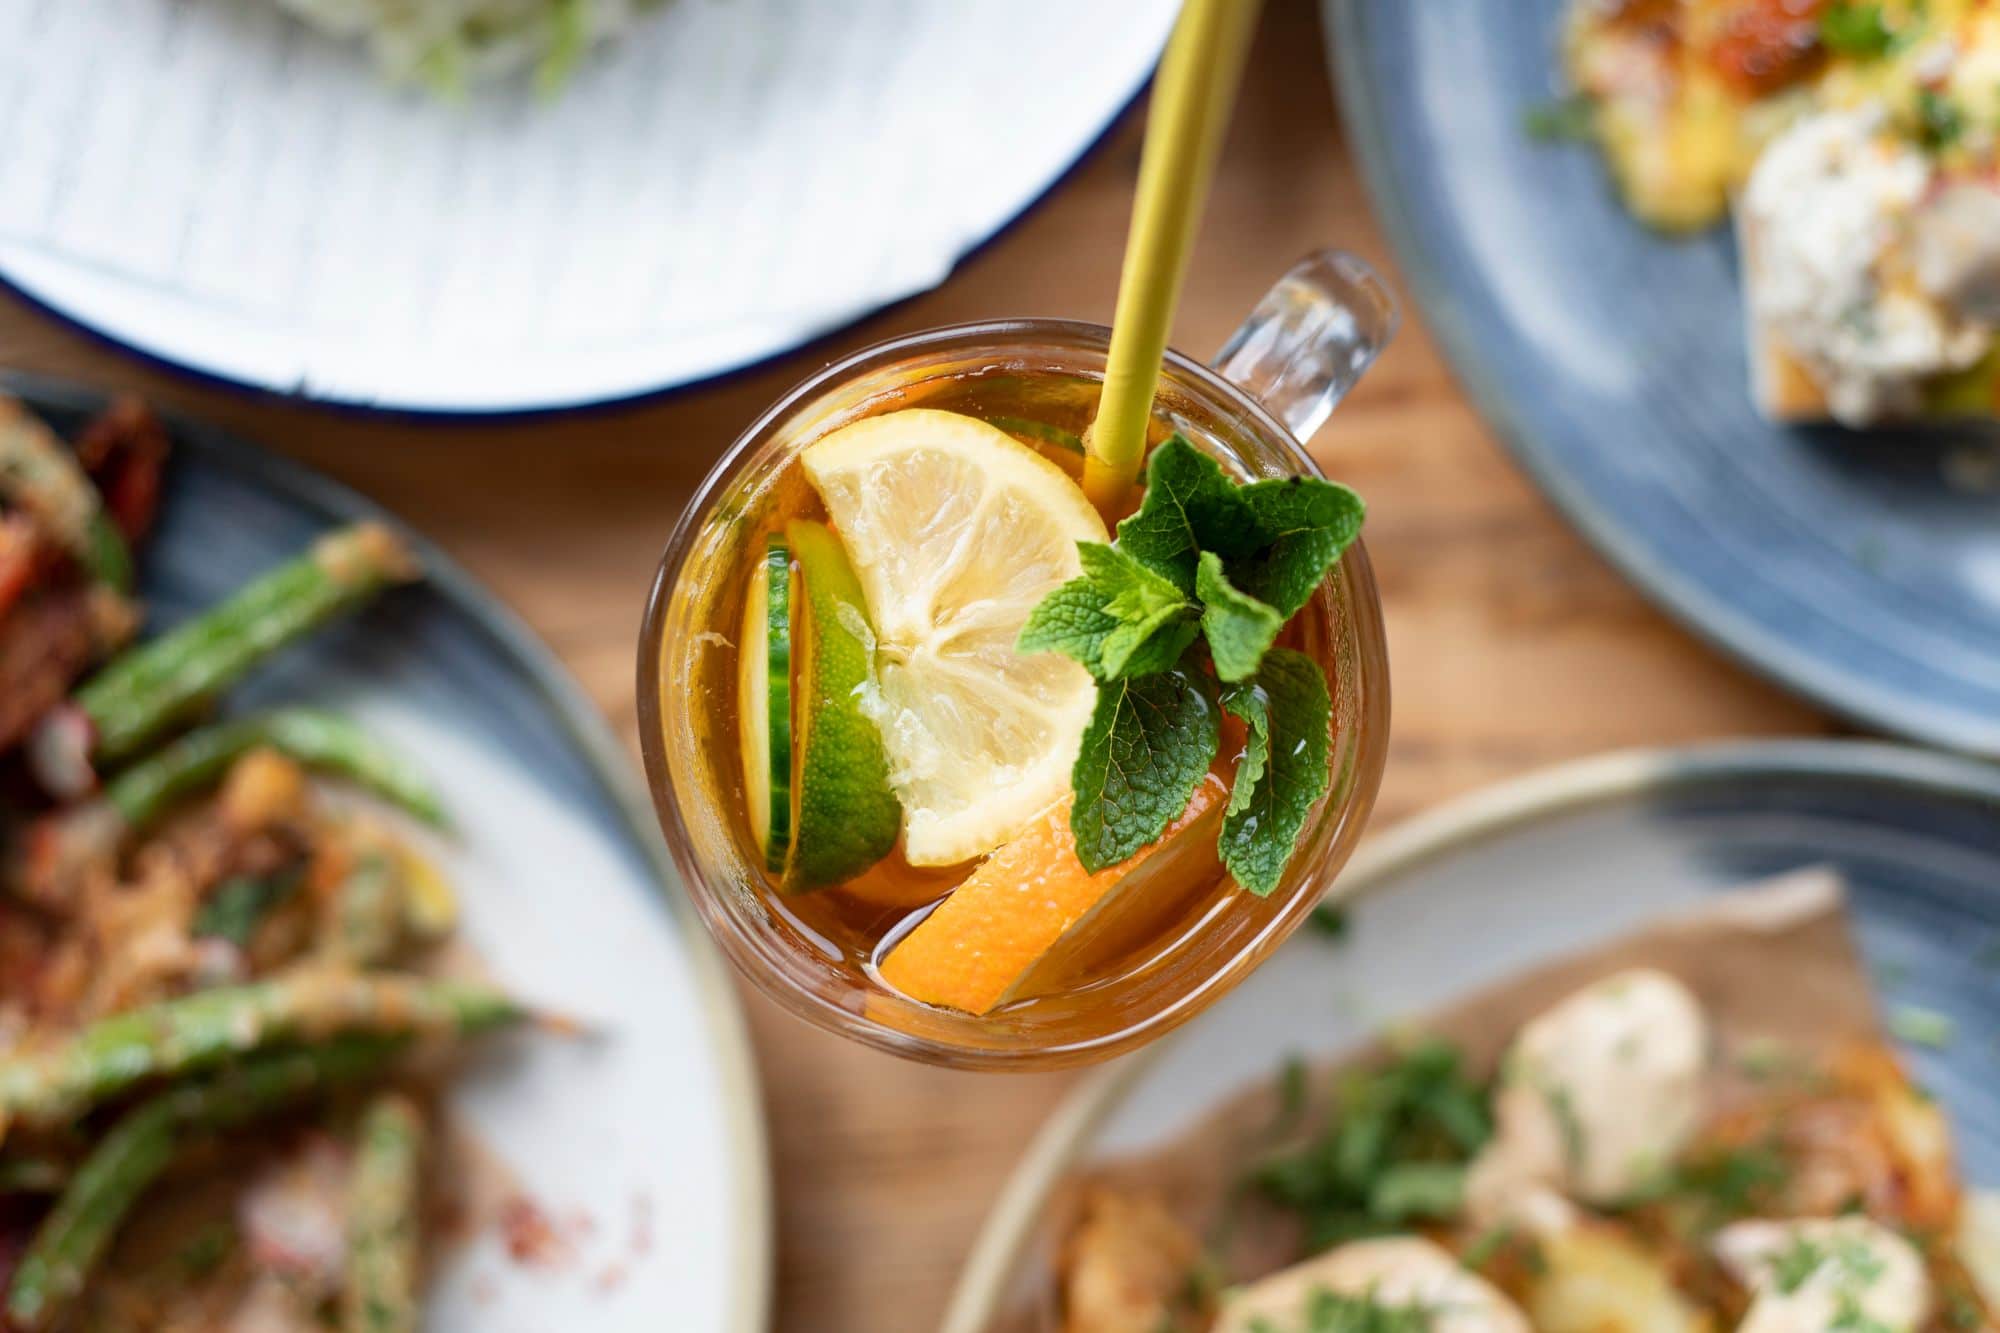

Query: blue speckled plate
<box><xmin>6</xmin><ymin>378</ymin><xmax>770</xmax><ymax>1333</ymax></box>
<box><xmin>946</xmin><ymin>740</ymin><xmax>2000</xmax><ymax>1333</ymax></box>
<box><xmin>1327</xmin><ymin>0</ymin><xmax>2000</xmax><ymax>754</ymax></box>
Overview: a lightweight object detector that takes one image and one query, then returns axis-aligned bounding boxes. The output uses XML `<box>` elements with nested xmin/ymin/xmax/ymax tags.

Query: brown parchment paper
<box><xmin>986</xmin><ymin>869</ymin><xmax>1880</xmax><ymax>1333</ymax></box>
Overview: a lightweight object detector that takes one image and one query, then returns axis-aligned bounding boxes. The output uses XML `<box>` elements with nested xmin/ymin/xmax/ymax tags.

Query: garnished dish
<box><xmin>1559</xmin><ymin>0</ymin><xmax>2000</xmax><ymax>425</ymax></box>
<box><xmin>0</xmin><ymin>397</ymin><xmax>532</xmax><ymax>1328</ymax></box>
<box><xmin>1025</xmin><ymin>873</ymin><xmax>2000</xmax><ymax>1333</ymax></box>
<box><xmin>268</xmin><ymin>0</ymin><xmax>669</xmax><ymax>93</ymax></box>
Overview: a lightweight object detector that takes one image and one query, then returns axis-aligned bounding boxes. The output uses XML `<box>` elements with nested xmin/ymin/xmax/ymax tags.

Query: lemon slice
<box><xmin>801</xmin><ymin>408</ymin><xmax>1107</xmax><ymax>866</ymax></box>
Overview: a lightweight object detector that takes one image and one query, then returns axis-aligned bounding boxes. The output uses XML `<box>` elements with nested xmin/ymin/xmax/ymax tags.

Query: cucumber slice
<box><xmin>738</xmin><ymin>535</ymin><xmax>793</xmax><ymax>872</ymax></box>
<box><xmin>985</xmin><ymin>415</ymin><xmax>1085</xmax><ymax>455</ymax></box>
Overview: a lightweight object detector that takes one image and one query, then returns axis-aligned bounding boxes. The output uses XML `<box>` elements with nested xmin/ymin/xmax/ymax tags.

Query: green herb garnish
<box><xmin>1019</xmin><ymin>436</ymin><xmax>1364</xmax><ymax>891</ymax></box>
<box><xmin>1772</xmin><ymin>1235</ymin><xmax>1828</xmax><ymax>1293</ymax></box>
<box><xmin>1620</xmin><ymin>1142</ymin><xmax>1790</xmax><ymax>1228</ymax></box>
<box><xmin>1832</xmin><ymin>1289</ymin><xmax>1896</xmax><ymax>1333</ymax></box>
<box><xmin>1252</xmin><ymin>1287</ymin><xmax>1435</xmax><ymax>1333</ymax></box>
<box><xmin>1308</xmin><ymin>904</ymin><xmax>1351</xmax><ymax>941</ymax></box>
<box><xmin>1821</xmin><ymin>3</ymin><xmax>1899</xmax><ymax>57</ymax></box>
<box><xmin>1917</xmin><ymin>89</ymin><xmax>1965</xmax><ymax>150</ymax></box>
<box><xmin>1246</xmin><ymin>1040</ymin><xmax>1489</xmax><ymax>1249</ymax></box>
<box><xmin>1523</xmin><ymin>96</ymin><xmax>1598</xmax><ymax>142</ymax></box>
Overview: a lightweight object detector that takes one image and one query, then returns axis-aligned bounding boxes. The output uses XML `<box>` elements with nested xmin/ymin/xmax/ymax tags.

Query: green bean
<box><xmin>71</xmin><ymin>522</ymin><xmax>420</xmax><ymax>765</ymax></box>
<box><xmin>343</xmin><ymin>1092</ymin><xmax>425</xmax><ymax>1333</ymax></box>
<box><xmin>103</xmin><ymin>708</ymin><xmax>449</xmax><ymax>830</ymax></box>
<box><xmin>0</xmin><ymin>971</ymin><xmax>521</xmax><ymax>1138</ymax></box>
<box><xmin>2</xmin><ymin>1038</ymin><xmax>399</xmax><ymax>1331</ymax></box>
<box><xmin>327</xmin><ymin>854</ymin><xmax>406</xmax><ymax>967</ymax></box>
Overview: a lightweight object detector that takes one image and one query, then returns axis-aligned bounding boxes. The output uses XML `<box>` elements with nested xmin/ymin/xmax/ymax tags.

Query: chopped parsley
<box><xmin>1771</xmin><ymin>1235</ymin><xmax>1827</xmax><ymax>1293</ymax></box>
<box><xmin>1245</xmin><ymin>1041</ymin><xmax>1491</xmax><ymax>1249</ymax></box>
<box><xmin>1832</xmin><ymin>1289</ymin><xmax>1896</xmax><ymax>1333</ymax></box>
<box><xmin>1251</xmin><ymin>1288</ymin><xmax>1435</xmax><ymax>1333</ymax></box>
<box><xmin>1308</xmin><ymin>904</ymin><xmax>1352</xmax><ymax>942</ymax></box>
<box><xmin>1620</xmin><ymin>1142</ymin><xmax>1790</xmax><ymax>1229</ymax></box>
<box><xmin>1542</xmin><ymin>1081</ymin><xmax>1588</xmax><ymax>1172</ymax></box>
<box><xmin>1769</xmin><ymin>1230</ymin><xmax>1890</xmax><ymax>1314</ymax></box>
<box><xmin>1820</xmin><ymin>3</ymin><xmax>1899</xmax><ymax>57</ymax></box>
<box><xmin>1917</xmin><ymin>89</ymin><xmax>1965</xmax><ymax>151</ymax></box>
<box><xmin>1523</xmin><ymin>96</ymin><xmax>1597</xmax><ymax>143</ymax></box>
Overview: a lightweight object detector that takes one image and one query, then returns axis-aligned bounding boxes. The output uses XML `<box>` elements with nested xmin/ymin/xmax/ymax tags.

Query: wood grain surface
<box><xmin>0</xmin><ymin>3</ymin><xmax>1842</xmax><ymax>1328</ymax></box>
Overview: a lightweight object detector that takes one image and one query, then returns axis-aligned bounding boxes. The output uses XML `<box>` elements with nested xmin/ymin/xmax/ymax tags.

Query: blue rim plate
<box><xmin>4</xmin><ymin>375</ymin><xmax>771</xmax><ymax>1330</ymax></box>
<box><xmin>944</xmin><ymin>739</ymin><xmax>2000</xmax><ymax>1333</ymax></box>
<box><xmin>1326</xmin><ymin>0</ymin><xmax>2000</xmax><ymax>754</ymax></box>
<box><xmin>0</xmin><ymin>5</ymin><xmax>1168</xmax><ymax>420</ymax></box>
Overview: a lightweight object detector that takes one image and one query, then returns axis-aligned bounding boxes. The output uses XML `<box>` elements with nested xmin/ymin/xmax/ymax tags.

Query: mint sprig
<box><xmin>1017</xmin><ymin>543</ymin><xmax>1199</xmax><ymax>681</ymax></box>
<box><xmin>1018</xmin><ymin>435</ymin><xmax>1364</xmax><ymax>885</ymax></box>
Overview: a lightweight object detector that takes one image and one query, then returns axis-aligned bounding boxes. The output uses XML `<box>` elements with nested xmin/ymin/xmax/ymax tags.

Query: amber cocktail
<box><xmin>639</xmin><ymin>254</ymin><xmax>1394</xmax><ymax>1068</ymax></box>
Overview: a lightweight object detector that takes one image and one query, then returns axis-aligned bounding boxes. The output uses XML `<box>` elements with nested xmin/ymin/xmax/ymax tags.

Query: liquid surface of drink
<box><xmin>683</xmin><ymin>367</ymin><xmax>1347</xmax><ymax>1033</ymax></box>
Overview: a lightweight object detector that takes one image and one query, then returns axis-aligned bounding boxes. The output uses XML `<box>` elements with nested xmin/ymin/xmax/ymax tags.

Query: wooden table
<box><xmin>0</xmin><ymin>2</ymin><xmax>1842</xmax><ymax>1327</ymax></box>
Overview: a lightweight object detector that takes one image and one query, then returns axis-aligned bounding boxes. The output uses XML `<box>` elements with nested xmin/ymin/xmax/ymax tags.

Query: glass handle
<box><xmin>1213</xmin><ymin>249</ymin><xmax>1399</xmax><ymax>443</ymax></box>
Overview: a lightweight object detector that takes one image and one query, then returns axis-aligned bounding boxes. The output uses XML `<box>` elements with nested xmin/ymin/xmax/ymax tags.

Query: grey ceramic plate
<box><xmin>6</xmin><ymin>378</ymin><xmax>770</xmax><ymax>1331</ymax></box>
<box><xmin>1327</xmin><ymin>0</ymin><xmax>2000</xmax><ymax>754</ymax></box>
<box><xmin>944</xmin><ymin>739</ymin><xmax>2000</xmax><ymax>1332</ymax></box>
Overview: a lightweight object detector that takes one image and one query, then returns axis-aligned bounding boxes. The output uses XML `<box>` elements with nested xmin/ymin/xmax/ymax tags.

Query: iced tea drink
<box><xmin>640</xmin><ymin>254</ymin><xmax>1394</xmax><ymax>1067</ymax></box>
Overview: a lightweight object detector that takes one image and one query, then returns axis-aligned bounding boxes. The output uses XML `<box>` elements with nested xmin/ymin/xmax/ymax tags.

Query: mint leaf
<box><xmin>1113</xmin><ymin>436</ymin><xmax>1258</xmax><ymax>591</ymax></box>
<box><xmin>1230</xmin><ymin>477</ymin><xmax>1366</xmax><ymax>619</ymax></box>
<box><xmin>1016</xmin><ymin>576</ymin><xmax>1118</xmax><ymax>668</ymax></box>
<box><xmin>1196</xmin><ymin>551</ymin><xmax>1283</xmax><ymax>683</ymax></box>
<box><xmin>1070</xmin><ymin>666</ymin><xmax>1219</xmax><ymax>872</ymax></box>
<box><xmin>1219</xmin><ymin>650</ymin><xmax>1332</xmax><ymax>896</ymax></box>
<box><xmin>1086</xmin><ymin>544</ymin><xmax>1200</xmax><ymax>678</ymax></box>
<box><xmin>1018</xmin><ymin>543</ymin><xmax>1197</xmax><ymax>679</ymax></box>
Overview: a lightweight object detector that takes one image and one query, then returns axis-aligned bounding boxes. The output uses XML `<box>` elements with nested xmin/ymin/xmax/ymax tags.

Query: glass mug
<box><xmin>638</xmin><ymin>251</ymin><xmax>1397</xmax><ymax>1069</ymax></box>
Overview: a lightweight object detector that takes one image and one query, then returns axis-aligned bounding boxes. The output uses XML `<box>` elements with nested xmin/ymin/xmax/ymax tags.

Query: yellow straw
<box><xmin>1084</xmin><ymin>0</ymin><xmax>1265</xmax><ymax>511</ymax></box>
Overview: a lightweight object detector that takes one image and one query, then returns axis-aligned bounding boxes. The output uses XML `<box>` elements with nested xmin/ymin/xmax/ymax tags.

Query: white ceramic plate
<box><xmin>16</xmin><ymin>379</ymin><xmax>771</xmax><ymax>1330</ymax></box>
<box><xmin>0</xmin><ymin>0</ymin><xmax>1176</xmax><ymax>415</ymax></box>
<box><xmin>945</xmin><ymin>740</ymin><xmax>2000</xmax><ymax>1332</ymax></box>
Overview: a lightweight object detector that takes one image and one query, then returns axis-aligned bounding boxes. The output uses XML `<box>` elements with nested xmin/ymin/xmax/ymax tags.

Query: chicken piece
<box><xmin>1467</xmin><ymin>970</ymin><xmax>1709</xmax><ymax>1225</ymax></box>
<box><xmin>1716</xmin><ymin>1216</ymin><xmax>1932</xmax><ymax>1333</ymax></box>
<box><xmin>1215</xmin><ymin>1236</ymin><xmax>1530</xmax><ymax>1333</ymax></box>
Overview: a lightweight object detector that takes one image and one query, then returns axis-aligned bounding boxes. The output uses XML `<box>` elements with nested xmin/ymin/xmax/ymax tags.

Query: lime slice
<box><xmin>738</xmin><ymin>535</ymin><xmax>793</xmax><ymax>873</ymax></box>
<box><xmin>801</xmin><ymin>408</ymin><xmax>1107</xmax><ymax>866</ymax></box>
<box><xmin>785</xmin><ymin>519</ymin><xmax>901</xmax><ymax>889</ymax></box>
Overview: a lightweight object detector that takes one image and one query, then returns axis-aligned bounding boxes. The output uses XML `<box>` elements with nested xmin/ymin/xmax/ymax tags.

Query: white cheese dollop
<box><xmin>1465</xmin><ymin>969</ymin><xmax>1708</xmax><ymax>1225</ymax></box>
<box><xmin>1741</xmin><ymin>108</ymin><xmax>1990</xmax><ymax>425</ymax></box>
<box><xmin>1215</xmin><ymin>1236</ymin><xmax>1530</xmax><ymax>1333</ymax></box>
<box><xmin>1715</xmin><ymin>1216</ymin><xmax>1932</xmax><ymax>1333</ymax></box>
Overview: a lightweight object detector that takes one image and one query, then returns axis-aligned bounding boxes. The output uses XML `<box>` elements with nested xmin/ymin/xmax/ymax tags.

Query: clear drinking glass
<box><xmin>637</xmin><ymin>251</ymin><xmax>1397</xmax><ymax>1069</ymax></box>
